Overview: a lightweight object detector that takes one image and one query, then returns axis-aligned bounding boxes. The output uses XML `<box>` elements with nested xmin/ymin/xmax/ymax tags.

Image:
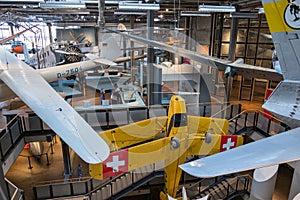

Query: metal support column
<box><xmin>250</xmin><ymin>165</ymin><xmax>278</xmax><ymax>200</ymax></box>
<box><xmin>225</xmin><ymin>16</ymin><xmax>239</xmax><ymax>103</ymax></box>
<box><xmin>61</xmin><ymin>139</ymin><xmax>72</xmax><ymax>178</ymax></box>
<box><xmin>130</xmin><ymin>15</ymin><xmax>135</xmax><ymax>84</ymax></box>
<box><xmin>289</xmin><ymin>161</ymin><xmax>300</xmax><ymax>200</ymax></box>
<box><xmin>8</xmin><ymin>22</ymin><xmax>14</xmax><ymax>38</ymax></box>
<box><xmin>97</xmin><ymin>0</ymin><xmax>105</xmax><ymax>57</ymax></box>
<box><xmin>47</xmin><ymin>22</ymin><xmax>53</xmax><ymax>44</ymax></box>
<box><xmin>209</xmin><ymin>14</ymin><xmax>215</xmax><ymax>56</ymax></box>
<box><xmin>147</xmin><ymin>10</ymin><xmax>161</xmax><ymax>105</ymax></box>
<box><xmin>123</xmin><ymin>35</ymin><xmax>127</xmax><ymax>70</ymax></box>
<box><xmin>216</xmin><ymin>13</ymin><xmax>224</xmax><ymax>58</ymax></box>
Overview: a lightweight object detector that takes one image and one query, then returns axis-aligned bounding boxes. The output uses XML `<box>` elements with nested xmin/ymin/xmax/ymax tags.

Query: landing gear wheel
<box><xmin>170</xmin><ymin>137</ymin><xmax>180</xmax><ymax>149</ymax></box>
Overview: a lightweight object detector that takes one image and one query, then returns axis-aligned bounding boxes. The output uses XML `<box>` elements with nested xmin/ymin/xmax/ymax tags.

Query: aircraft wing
<box><xmin>107</xmin><ymin>28</ymin><xmax>283</xmax><ymax>82</ymax></box>
<box><xmin>114</xmin><ymin>55</ymin><xmax>146</xmax><ymax>63</ymax></box>
<box><xmin>0</xmin><ymin>47</ymin><xmax>109</xmax><ymax>164</ymax></box>
<box><xmin>85</xmin><ymin>54</ymin><xmax>117</xmax><ymax>66</ymax></box>
<box><xmin>180</xmin><ymin>127</ymin><xmax>300</xmax><ymax>178</ymax></box>
<box><xmin>99</xmin><ymin>116</ymin><xmax>167</xmax><ymax>150</ymax></box>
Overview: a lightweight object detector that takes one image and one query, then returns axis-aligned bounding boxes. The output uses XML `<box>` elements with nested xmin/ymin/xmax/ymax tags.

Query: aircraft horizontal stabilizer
<box><xmin>85</xmin><ymin>54</ymin><xmax>117</xmax><ymax>66</ymax></box>
<box><xmin>0</xmin><ymin>47</ymin><xmax>109</xmax><ymax>163</ymax></box>
<box><xmin>180</xmin><ymin>127</ymin><xmax>300</xmax><ymax>178</ymax></box>
<box><xmin>262</xmin><ymin>80</ymin><xmax>300</xmax><ymax>128</ymax></box>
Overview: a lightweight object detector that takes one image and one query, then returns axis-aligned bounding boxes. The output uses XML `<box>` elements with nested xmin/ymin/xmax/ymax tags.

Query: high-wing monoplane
<box><xmin>89</xmin><ymin>95</ymin><xmax>244</xmax><ymax>199</ymax></box>
<box><xmin>107</xmin><ymin>28</ymin><xmax>283</xmax><ymax>82</ymax></box>
<box><xmin>0</xmin><ymin>46</ymin><xmax>112</xmax><ymax>164</ymax></box>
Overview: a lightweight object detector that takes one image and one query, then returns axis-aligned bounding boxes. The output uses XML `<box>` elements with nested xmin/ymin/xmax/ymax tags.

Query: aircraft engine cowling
<box><xmin>64</xmin><ymin>45</ymin><xmax>82</xmax><ymax>63</ymax></box>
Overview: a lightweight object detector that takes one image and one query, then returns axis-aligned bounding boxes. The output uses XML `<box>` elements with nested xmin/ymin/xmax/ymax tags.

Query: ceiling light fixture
<box><xmin>199</xmin><ymin>5</ymin><xmax>236</xmax><ymax>13</ymax></box>
<box><xmin>118</xmin><ymin>2</ymin><xmax>160</xmax><ymax>11</ymax></box>
<box><xmin>114</xmin><ymin>10</ymin><xmax>147</xmax><ymax>15</ymax></box>
<box><xmin>230</xmin><ymin>12</ymin><xmax>258</xmax><ymax>18</ymax></box>
<box><xmin>39</xmin><ymin>2</ymin><xmax>86</xmax><ymax>9</ymax></box>
<box><xmin>180</xmin><ymin>11</ymin><xmax>211</xmax><ymax>17</ymax></box>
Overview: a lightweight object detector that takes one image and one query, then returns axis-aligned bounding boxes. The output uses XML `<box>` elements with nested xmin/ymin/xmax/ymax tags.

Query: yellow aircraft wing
<box><xmin>99</xmin><ymin>116</ymin><xmax>167</xmax><ymax>151</ymax></box>
<box><xmin>187</xmin><ymin>116</ymin><xmax>243</xmax><ymax>155</ymax></box>
<box><xmin>90</xmin><ymin>133</ymin><xmax>244</xmax><ymax>180</ymax></box>
<box><xmin>188</xmin><ymin>116</ymin><xmax>229</xmax><ymax>135</ymax></box>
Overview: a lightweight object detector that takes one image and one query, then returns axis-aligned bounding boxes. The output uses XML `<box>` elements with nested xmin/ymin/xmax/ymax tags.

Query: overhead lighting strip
<box><xmin>114</xmin><ymin>10</ymin><xmax>147</xmax><ymax>15</ymax></box>
<box><xmin>199</xmin><ymin>5</ymin><xmax>236</xmax><ymax>13</ymax></box>
<box><xmin>39</xmin><ymin>2</ymin><xmax>86</xmax><ymax>9</ymax></box>
<box><xmin>230</xmin><ymin>12</ymin><xmax>258</xmax><ymax>18</ymax></box>
<box><xmin>180</xmin><ymin>11</ymin><xmax>211</xmax><ymax>17</ymax></box>
<box><xmin>118</xmin><ymin>2</ymin><xmax>160</xmax><ymax>11</ymax></box>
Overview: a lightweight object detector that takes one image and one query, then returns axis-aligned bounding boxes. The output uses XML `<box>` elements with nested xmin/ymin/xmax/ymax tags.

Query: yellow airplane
<box><xmin>164</xmin><ymin>36</ymin><xmax>185</xmax><ymax>45</ymax></box>
<box><xmin>90</xmin><ymin>95</ymin><xmax>244</xmax><ymax>199</ymax></box>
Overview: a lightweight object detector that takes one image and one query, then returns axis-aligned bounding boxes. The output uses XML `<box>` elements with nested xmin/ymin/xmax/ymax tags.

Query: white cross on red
<box><xmin>222</xmin><ymin>138</ymin><xmax>235</xmax><ymax>151</ymax></box>
<box><xmin>106</xmin><ymin>155</ymin><xmax>125</xmax><ymax>172</ymax></box>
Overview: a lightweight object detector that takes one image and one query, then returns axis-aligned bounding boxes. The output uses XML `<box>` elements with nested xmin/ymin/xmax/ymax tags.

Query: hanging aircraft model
<box><xmin>0</xmin><ymin>45</ymin><xmax>113</xmax><ymax>164</ymax></box>
<box><xmin>106</xmin><ymin>28</ymin><xmax>283</xmax><ymax>82</ymax></box>
<box><xmin>179</xmin><ymin>0</ymin><xmax>300</xmax><ymax>179</ymax></box>
<box><xmin>89</xmin><ymin>95</ymin><xmax>244</xmax><ymax>199</ymax></box>
<box><xmin>30</xmin><ymin>32</ymin><xmax>146</xmax><ymax>69</ymax></box>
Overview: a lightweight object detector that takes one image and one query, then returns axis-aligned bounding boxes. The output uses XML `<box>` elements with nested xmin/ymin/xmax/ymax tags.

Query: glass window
<box><xmin>248</xmin><ymin>28</ymin><xmax>259</xmax><ymax>43</ymax></box>
<box><xmin>249</xmin><ymin>19</ymin><xmax>261</xmax><ymax>27</ymax></box>
<box><xmin>221</xmin><ymin>43</ymin><xmax>229</xmax><ymax>56</ymax></box>
<box><xmin>237</xmin><ymin>29</ymin><xmax>247</xmax><ymax>42</ymax></box>
<box><xmin>222</xmin><ymin>29</ymin><xmax>231</xmax><ymax>42</ymax></box>
<box><xmin>238</xmin><ymin>19</ymin><xmax>249</xmax><ymax>27</ymax></box>
<box><xmin>235</xmin><ymin>44</ymin><xmax>245</xmax><ymax>57</ymax></box>
<box><xmin>259</xmin><ymin>59</ymin><xmax>273</xmax><ymax>68</ymax></box>
<box><xmin>256</xmin><ymin>44</ymin><xmax>273</xmax><ymax>59</ymax></box>
<box><xmin>246</xmin><ymin>44</ymin><xmax>257</xmax><ymax>58</ymax></box>
<box><xmin>258</xmin><ymin>29</ymin><xmax>272</xmax><ymax>43</ymax></box>
<box><xmin>245</xmin><ymin>59</ymin><xmax>255</xmax><ymax>65</ymax></box>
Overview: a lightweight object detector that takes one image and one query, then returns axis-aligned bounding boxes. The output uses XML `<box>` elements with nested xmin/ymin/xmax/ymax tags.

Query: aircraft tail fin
<box><xmin>99</xmin><ymin>33</ymin><xmax>122</xmax><ymax>62</ymax></box>
<box><xmin>262</xmin><ymin>0</ymin><xmax>300</xmax><ymax>126</ymax></box>
<box><xmin>262</xmin><ymin>0</ymin><xmax>300</xmax><ymax>80</ymax></box>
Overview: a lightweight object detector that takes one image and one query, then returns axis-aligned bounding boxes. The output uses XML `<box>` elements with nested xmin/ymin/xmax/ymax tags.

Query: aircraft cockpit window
<box><xmin>167</xmin><ymin>113</ymin><xmax>188</xmax><ymax>135</ymax></box>
<box><xmin>173</xmin><ymin>113</ymin><xmax>187</xmax><ymax>127</ymax></box>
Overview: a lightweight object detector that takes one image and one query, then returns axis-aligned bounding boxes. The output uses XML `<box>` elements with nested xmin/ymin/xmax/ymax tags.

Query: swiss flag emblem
<box><xmin>103</xmin><ymin>149</ymin><xmax>128</xmax><ymax>179</ymax></box>
<box><xmin>220</xmin><ymin>135</ymin><xmax>237</xmax><ymax>152</ymax></box>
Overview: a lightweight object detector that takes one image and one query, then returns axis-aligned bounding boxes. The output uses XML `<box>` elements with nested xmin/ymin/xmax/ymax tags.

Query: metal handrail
<box><xmin>5</xmin><ymin>178</ymin><xmax>24</xmax><ymax>200</ymax></box>
<box><xmin>191</xmin><ymin>174</ymin><xmax>252</xmax><ymax>199</ymax></box>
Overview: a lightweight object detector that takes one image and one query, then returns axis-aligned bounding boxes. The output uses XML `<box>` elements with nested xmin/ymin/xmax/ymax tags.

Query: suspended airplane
<box><xmin>89</xmin><ymin>95</ymin><xmax>244</xmax><ymax>199</ymax></box>
<box><xmin>106</xmin><ymin>28</ymin><xmax>283</xmax><ymax>82</ymax></box>
<box><xmin>0</xmin><ymin>46</ymin><xmax>114</xmax><ymax>164</ymax></box>
<box><xmin>178</xmin><ymin>0</ymin><xmax>300</xmax><ymax>183</ymax></box>
<box><xmin>30</xmin><ymin>32</ymin><xmax>146</xmax><ymax>69</ymax></box>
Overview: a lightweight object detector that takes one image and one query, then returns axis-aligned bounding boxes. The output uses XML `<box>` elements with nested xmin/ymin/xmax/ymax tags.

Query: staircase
<box><xmin>33</xmin><ymin>164</ymin><xmax>164</xmax><ymax>200</ymax></box>
<box><xmin>189</xmin><ymin>175</ymin><xmax>252</xmax><ymax>200</ymax></box>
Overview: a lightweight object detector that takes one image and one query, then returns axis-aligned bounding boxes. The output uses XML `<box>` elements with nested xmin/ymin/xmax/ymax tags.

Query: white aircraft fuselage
<box><xmin>0</xmin><ymin>59</ymin><xmax>100</xmax><ymax>102</ymax></box>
